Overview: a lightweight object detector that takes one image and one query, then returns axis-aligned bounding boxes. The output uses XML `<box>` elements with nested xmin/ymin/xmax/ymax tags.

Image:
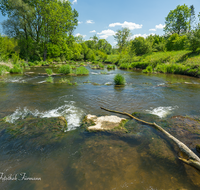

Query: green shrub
<box><xmin>119</xmin><ymin>63</ymin><xmax>131</xmax><ymax>70</ymax></box>
<box><xmin>10</xmin><ymin>65</ymin><xmax>23</xmax><ymax>74</ymax></box>
<box><xmin>58</xmin><ymin>64</ymin><xmax>72</xmax><ymax>74</ymax></box>
<box><xmin>114</xmin><ymin>74</ymin><xmax>126</xmax><ymax>85</ymax></box>
<box><xmin>12</xmin><ymin>53</ymin><xmax>19</xmax><ymax>64</ymax></box>
<box><xmin>107</xmin><ymin>65</ymin><xmax>115</xmax><ymax>70</ymax></box>
<box><xmin>99</xmin><ymin>63</ymin><xmax>104</xmax><ymax>69</ymax></box>
<box><xmin>142</xmin><ymin>65</ymin><xmax>153</xmax><ymax>73</ymax></box>
<box><xmin>0</xmin><ymin>67</ymin><xmax>7</xmax><ymax>76</ymax></box>
<box><xmin>45</xmin><ymin>76</ymin><xmax>53</xmax><ymax>83</ymax></box>
<box><xmin>28</xmin><ymin>62</ymin><xmax>36</xmax><ymax>66</ymax></box>
<box><xmin>130</xmin><ymin>62</ymin><xmax>149</xmax><ymax>69</ymax></box>
<box><xmin>46</xmin><ymin>69</ymin><xmax>53</xmax><ymax>75</ymax></box>
<box><xmin>76</xmin><ymin>66</ymin><xmax>89</xmax><ymax>75</ymax></box>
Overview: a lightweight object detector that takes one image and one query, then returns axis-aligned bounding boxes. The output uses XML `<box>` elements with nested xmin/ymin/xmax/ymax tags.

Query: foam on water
<box><xmin>6</xmin><ymin>102</ymin><xmax>84</xmax><ymax>131</ymax></box>
<box><xmin>145</xmin><ymin>106</ymin><xmax>178</xmax><ymax>118</ymax></box>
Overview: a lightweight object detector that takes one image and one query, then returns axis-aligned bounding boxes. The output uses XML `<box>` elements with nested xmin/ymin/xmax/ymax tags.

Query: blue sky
<box><xmin>0</xmin><ymin>0</ymin><xmax>200</xmax><ymax>46</ymax></box>
<box><xmin>71</xmin><ymin>0</ymin><xmax>200</xmax><ymax>46</ymax></box>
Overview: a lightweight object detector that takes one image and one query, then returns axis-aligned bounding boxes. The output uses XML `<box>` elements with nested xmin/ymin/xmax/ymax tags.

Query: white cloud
<box><xmin>86</xmin><ymin>20</ymin><xmax>94</xmax><ymax>24</ymax></box>
<box><xmin>109</xmin><ymin>21</ymin><xmax>142</xmax><ymax>30</ymax></box>
<box><xmin>155</xmin><ymin>24</ymin><xmax>165</xmax><ymax>29</ymax></box>
<box><xmin>131</xmin><ymin>33</ymin><xmax>155</xmax><ymax>39</ymax></box>
<box><xmin>72</xmin><ymin>0</ymin><xmax>77</xmax><ymax>4</ymax></box>
<box><xmin>75</xmin><ymin>33</ymin><xmax>86</xmax><ymax>38</ymax></box>
<box><xmin>78</xmin><ymin>21</ymin><xmax>82</xmax><ymax>24</ymax></box>
<box><xmin>97</xmin><ymin>29</ymin><xmax>116</xmax><ymax>39</ymax></box>
<box><xmin>90</xmin><ymin>30</ymin><xmax>96</xmax><ymax>33</ymax></box>
<box><xmin>149</xmin><ymin>28</ymin><xmax>156</xmax><ymax>31</ymax></box>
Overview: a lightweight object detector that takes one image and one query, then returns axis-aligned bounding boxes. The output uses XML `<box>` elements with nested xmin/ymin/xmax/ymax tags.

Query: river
<box><xmin>0</xmin><ymin>66</ymin><xmax>200</xmax><ymax>189</ymax></box>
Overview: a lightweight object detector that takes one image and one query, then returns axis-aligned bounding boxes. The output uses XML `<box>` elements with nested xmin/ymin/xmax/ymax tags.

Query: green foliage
<box><xmin>164</xmin><ymin>4</ymin><xmax>191</xmax><ymax>34</ymax></box>
<box><xmin>142</xmin><ymin>65</ymin><xmax>153</xmax><ymax>73</ymax></box>
<box><xmin>107</xmin><ymin>65</ymin><xmax>115</xmax><ymax>70</ymax></box>
<box><xmin>0</xmin><ymin>67</ymin><xmax>7</xmax><ymax>76</ymax></box>
<box><xmin>130</xmin><ymin>37</ymin><xmax>152</xmax><ymax>55</ymax></box>
<box><xmin>119</xmin><ymin>63</ymin><xmax>131</xmax><ymax>70</ymax></box>
<box><xmin>100</xmin><ymin>71</ymin><xmax>107</xmax><ymax>74</ymax></box>
<box><xmin>188</xmin><ymin>28</ymin><xmax>200</xmax><ymax>52</ymax></box>
<box><xmin>114</xmin><ymin>28</ymin><xmax>131</xmax><ymax>52</ymax></box>
<box><xmin>58</xmin><ymin>65</ymin><xmax>72</xmax><ymax>74</ymax></box>
<box><xmin>97</xmin><ymin>51</ymin><xmax>107</xmax><ymax>62</ymax></box>
<box><xmin>114</xmin><ymin>74</ymin><xmax>126</xmax><ymax>85</ymax></box>
<box><xmin>166</xmin><ymin>33</ymin><xmax>187</xmax><ymax>51</ymax></box>
<box><xmin>76</xmin><ymin>66</ymin><xmax>89</xmax><ymax>75</ymax></box>
<box><xmin>98</xmin><ymin>63</ymin><xmax>104</xmax><ymax>69</ymax></box>
<box><xmin>46</xmin><ymin>69</ymin><xmax>53</xmax><ymax>76</ymax></box>
<box><xmin>10</xmin><ymin>64</ymin><xmax>23</xmax><ymax>74</ymax></box>
<box><xmin>0</xmin><ymin>0</ymin><xmax>78</xmax><ymax>61</ymax></box>
<box><xmin>85</xmin><ymin>49</ymin><xmax>96</xmax><ymax>61</ymax></box>
<box><xmin>58</xmin><ymin>78</ymin><xmax>72</xmax><ymax>85</ymax></box>
<box><xmin>46</xmin><ymin>76</ymin><xmax>53</xmax><ymax>83</ymax></box>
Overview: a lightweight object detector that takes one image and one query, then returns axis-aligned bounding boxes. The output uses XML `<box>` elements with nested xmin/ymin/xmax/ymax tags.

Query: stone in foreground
<box><xmin>84</xmin><ymin>114</ymin><xmax>127</xmax><ymax>132</ymax></box>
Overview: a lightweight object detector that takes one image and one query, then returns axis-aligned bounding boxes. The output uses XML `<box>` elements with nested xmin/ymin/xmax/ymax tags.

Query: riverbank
<box><xmin>106</xmin><ymin>50</ymin><xmax>200</xmax><ymax>78</ymax></box>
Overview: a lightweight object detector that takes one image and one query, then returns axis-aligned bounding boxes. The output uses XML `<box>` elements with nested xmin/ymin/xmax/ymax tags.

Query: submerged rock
<box><xmin>82</xmin><ymin>114</ymin><xmax>127</xmax><ymax>132</ymax></box>
<box><xmin>0</xmin><ymin>116</ymin><xmax>68</xmax><ymax>146</ymax></box>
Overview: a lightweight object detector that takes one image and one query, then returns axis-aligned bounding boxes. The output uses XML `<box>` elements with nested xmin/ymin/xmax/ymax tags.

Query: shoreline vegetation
<box><xmin>1</xmin><ymin>49</ymin><xmax>200</xmax><ymax>78</ymax></box>
<box><xmin>0</xmin><ymin>3</ymin><xmax>200</xmax><ymax>79</ymax></box>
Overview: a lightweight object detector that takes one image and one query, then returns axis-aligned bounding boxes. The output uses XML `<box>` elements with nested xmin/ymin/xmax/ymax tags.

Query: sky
<box><xmin>0</xmin><ymin>0</ymin><xmax>200</xmax><ymax>46</ymax></box>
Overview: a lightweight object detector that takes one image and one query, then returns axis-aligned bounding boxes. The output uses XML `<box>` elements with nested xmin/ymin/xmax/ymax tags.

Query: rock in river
<box><xmin>82</xmin><ymin>114</ymin><xmax>127</xmax><ymax>132</ymax></box>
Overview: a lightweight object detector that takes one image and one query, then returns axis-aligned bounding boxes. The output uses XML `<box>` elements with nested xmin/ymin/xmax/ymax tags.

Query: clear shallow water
<box><xmin>0</xmin><ymin>66</ymin><xmax>200</xmax><ymax>189</ymax></box>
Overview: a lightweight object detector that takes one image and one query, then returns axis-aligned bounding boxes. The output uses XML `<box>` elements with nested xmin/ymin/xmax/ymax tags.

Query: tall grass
<box><xmin>114</xmin><ymin>74</ymin><xmax>126</xmax><ymax>85</ymax></box>
<box><xmin>46</xmin><ymin>69</ymin><xmax>53</xmax><ymax>75</ymax></box>
<box><xmin>76</xmin><ymin>66</ymin><xmax>89</xmax><ymax>75</ymax></box>
<box><xmin>58</xmin><ymin>64</ymin><xmax>72</xmax><ymax>74</ymax></box>
<box><xmin>107</xmin><ymin>65</ymin><xmax>115</xmax><ymax>70</ymax></box>
<box><xmin>10</xmin><ymin>64</ymin><xmax>23</xmax><ymax>74</ymax></box>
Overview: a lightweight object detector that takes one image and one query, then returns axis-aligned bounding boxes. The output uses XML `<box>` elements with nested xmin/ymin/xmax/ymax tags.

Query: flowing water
<box><xmin>0</xmin><ymin>66</ymin><xmax>200</xmax><ymax>190</ymax></box>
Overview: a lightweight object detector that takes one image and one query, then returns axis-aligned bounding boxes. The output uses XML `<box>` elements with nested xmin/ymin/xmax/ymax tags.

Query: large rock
<box><xmin>83</xmin><ymin>114</ymin><xmax>127</xmax><ymax>132</ymax></box>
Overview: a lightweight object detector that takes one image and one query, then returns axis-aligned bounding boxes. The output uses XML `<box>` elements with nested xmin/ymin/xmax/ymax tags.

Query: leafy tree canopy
<box><xmin>164</xmin><ymin>4</ymin><xmax>191</xmax><ymax>35</ymax></box>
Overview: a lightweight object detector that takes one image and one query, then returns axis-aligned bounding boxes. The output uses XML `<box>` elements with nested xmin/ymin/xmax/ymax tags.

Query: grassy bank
<box><xmin>107</xmin><ymin>50</ymin><xmax>200</xmax><ymax>77</ymax></box>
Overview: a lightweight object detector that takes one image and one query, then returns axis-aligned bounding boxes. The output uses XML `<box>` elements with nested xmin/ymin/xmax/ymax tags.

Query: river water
<box><xmin>0</xmin><ymin>66</ymin><xmax>200</xmax><ymax>189</ymax></box>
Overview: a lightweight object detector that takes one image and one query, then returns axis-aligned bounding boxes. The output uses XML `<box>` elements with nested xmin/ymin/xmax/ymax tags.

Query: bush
<box><xmin>46</xmin><ymin>69</ymin><xmax>53</xmax><ymax>75</ymax></box>
<box><xmin>114</xmin><ymin>74</ymin><xmax>126</xmax><ymax>85</ymax></box>
<box><xmin>12</xmin><ymin>53</ymin><xmax>19</xmax><ymax>64</ymax></box>
<box><xmin>58</xmin><ymin>64</ymin><xmax>72</xmax><ymax>74</ymax></box>
<box><xmin>99</xmin><ymin>63</ymin><xmax>104</xmax><ymax>69</ymax></box>
<box><xmin>0</xmin><ymin>67</ymin><xmax>7</xmax><ymax>76</ymax></box>
<box><xmin>188</xmin><ymin>28</ymin><xmax>200</xmax><ymax>52</ymax></box>
<box><xmin>119</xmin><ymin>63</ymin><xmax>131</xmax><ymax>70</ymax></box>
<box><xmin>10</xmin><ymin>64</ymin><xmax>23</xmax><ymax>74</ymax></box>
<box><xmin>142</xmin><ymin>65</ymin><xmax>153</xmax><ymax>73</ymax></box>
<box><xmin>76</xmin><ymin>66</ymin><xmax>89</xmax><ymax>75</ymax></box>
<box><xmin>130</xmin><ymin>37</ymin><xmax>152</xmax><ymax>55</ymax></box>
<box><xmin>45</xmin><ymin>76</ymin><xmax>53</xmax><ymax>83</ymax></box>
<box><xmin>107</xmin><ymin>65</ymin><xmax>115</xmax><ymax>70</ymax></box>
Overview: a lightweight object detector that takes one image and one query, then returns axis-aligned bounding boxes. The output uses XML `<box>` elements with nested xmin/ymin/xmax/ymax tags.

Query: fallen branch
<box><xmin>100</xmin><ymin>106</ymin><xmax>200</xmax><ymax>171</ymax></box>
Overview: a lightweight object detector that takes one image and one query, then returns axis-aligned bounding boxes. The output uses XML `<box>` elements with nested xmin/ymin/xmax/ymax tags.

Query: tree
<box><xmin>113</xmin><ymin>28</ymin><xmax>131</xmax><ymax>52</ymax></box>
<box><xmin>188</xmin><ymin>27</ymin><xmax>200</xmax><ymax>52</ymax></box>
<box><xmin>164</xmin><ymin>4</ymin><xmax>191</xmax><ymax>35</ymax></box>
<box><xmin>96</xmin><ymin>39</ymin><xmax>112</xmax><ymax>54</ymax></box>
<box><xmin>189</xmin><ymin>5</ymin><xmax>196</xmax><ymax>31</ymax></box>
<box><xmin>0</xmin><ymin>0</ymin><xmax>78</xmax><ymax>61</ymax></box>
<box><xmin>130</xmin><ymin>37</ymin><xmax>152</xmax><ymax>55</ymax></box>
<box><xmin>166</xmin><ymin>33</ymin><xmax>187</xmax><ymax>51</ymax></box>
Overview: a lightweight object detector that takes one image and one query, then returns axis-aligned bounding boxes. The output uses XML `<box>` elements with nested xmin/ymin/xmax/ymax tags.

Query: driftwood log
<box><xmin>100</xmin><ymin>107</ymin><xmax>200</xmax><ymax>171</ymax></box>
